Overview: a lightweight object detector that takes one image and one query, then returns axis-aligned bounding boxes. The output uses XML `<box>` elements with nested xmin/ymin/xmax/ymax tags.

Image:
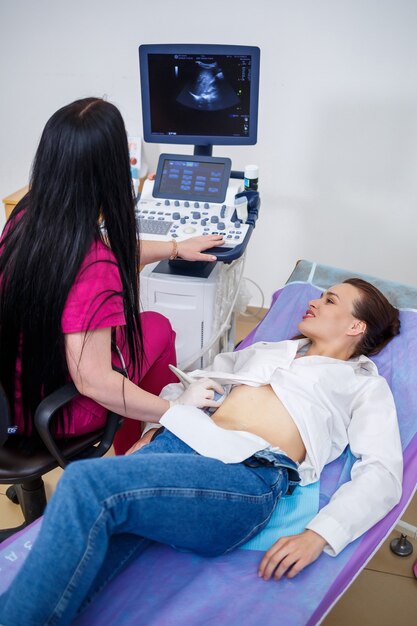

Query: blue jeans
<box><xmin>0</xmin><ymin>430</ymin><xmax>297</xmax><ymax>626</ymax></box>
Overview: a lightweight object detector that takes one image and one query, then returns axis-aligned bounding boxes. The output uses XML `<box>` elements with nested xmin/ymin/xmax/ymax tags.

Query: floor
<box><xmin>1</xmin><ymin>308</ymin><xmax>417</xmax><ymax>624</ymax></box>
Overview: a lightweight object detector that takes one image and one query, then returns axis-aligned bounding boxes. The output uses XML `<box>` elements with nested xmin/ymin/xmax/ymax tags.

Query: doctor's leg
<box><xmin>113</xmin><ymin>311</ymin><xmax>177</xmax><ymax>454</ymax></box>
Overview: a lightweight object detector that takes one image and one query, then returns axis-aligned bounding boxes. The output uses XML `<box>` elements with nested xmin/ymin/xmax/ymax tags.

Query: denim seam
<box><xmin>245</xmin><ymin>466</ymin><xmax>285</xmax><ymax>490</ymax></box>
<box><xmin>102</xmin><ymin>487</ymin><xmax>275</xmax><ymax>506</ymax></box>
<box><xmin>47</xmin><ymin>508</ymin><xmax>108</xmax><ymax>625</ymax></box>
<box><xmin>78</xmin><ymin>539</ymin><xmax>151</xmax><ymax>614</ymax></box>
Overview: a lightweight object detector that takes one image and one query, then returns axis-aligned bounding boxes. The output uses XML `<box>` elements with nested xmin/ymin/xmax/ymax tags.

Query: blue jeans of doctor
<box><xmin>0</xmin><ymin>430</ymin><xmax>295</xmax><ymax>626</ymax></box>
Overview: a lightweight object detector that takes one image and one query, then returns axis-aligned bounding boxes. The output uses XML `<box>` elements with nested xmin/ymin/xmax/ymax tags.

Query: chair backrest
<box><xmin>0</xmin><ymin>383</ymin><xmax>12</xmax><ymax>447</ymax></box>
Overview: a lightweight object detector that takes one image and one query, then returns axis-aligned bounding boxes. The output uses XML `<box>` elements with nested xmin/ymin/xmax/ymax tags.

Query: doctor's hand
<box><xmin>258</xmin><ymin>530</ymin><xmax>327</xmax><ymax>581</ymax></box>
<box><xmin>177</xmin><ymin>235</ymin><xmax>224</xmax><ymax>262</ymax></box>
<box><xmin>172</xmin><ymin>378</ymin><xmax>225</xmax><ymax>409</ymax></box>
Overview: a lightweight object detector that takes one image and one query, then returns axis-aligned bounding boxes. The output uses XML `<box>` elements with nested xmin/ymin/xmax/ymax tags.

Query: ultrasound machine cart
<box><xmin>137</xmin><ymin>44</ymin><xmax>261</xmax><ymax>369</ymax></box>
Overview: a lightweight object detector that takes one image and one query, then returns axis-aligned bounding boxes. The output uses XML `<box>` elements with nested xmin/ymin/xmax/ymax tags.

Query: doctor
<box><xmin>0</xmin><ymin>97</ymin><xmax>224</xmax><ymax>455</ymax></box>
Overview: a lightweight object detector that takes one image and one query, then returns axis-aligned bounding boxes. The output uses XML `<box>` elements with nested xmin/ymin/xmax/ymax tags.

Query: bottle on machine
<box><xmin>244</xmin><ymin>164</ymin><xmax>259</xmax><ymax>191</ymax></box>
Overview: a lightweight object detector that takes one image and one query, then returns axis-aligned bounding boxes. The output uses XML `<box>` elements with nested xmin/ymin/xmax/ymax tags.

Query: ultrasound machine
<box><xmin>137</xmin><ymin>44</ymin><xmax>261</xmax><ymax>368</ymax></box>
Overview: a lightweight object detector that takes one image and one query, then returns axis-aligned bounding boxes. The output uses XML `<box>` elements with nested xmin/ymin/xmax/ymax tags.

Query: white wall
<box><xmin>2</xmin><ymin>0</ymin><xmax>417</xmax><ymax>305</ymax></box>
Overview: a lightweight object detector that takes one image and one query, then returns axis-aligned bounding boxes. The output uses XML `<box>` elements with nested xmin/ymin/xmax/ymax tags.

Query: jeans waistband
<box><xmin>244</xmin><ymin>448</ymin><xmax>301</xmax><ymax>495</ymax></box>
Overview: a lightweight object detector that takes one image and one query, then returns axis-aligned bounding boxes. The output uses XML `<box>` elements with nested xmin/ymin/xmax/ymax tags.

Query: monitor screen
<box><xmin>153</xmin><ymin>154</ymin><xmax>231</xmax><ymax>203</ymax></box>
<box><xmin>139</xmin><ymin>44</ymin><xmax>260</xmax><ymax>152</ymax></box>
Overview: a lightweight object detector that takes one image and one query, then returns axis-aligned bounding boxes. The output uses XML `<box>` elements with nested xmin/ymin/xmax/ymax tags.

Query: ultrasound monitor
<box><xmin>139</xmin><ymin>44</ymin><xmax>260</xmax><ymax>156</ymax></box>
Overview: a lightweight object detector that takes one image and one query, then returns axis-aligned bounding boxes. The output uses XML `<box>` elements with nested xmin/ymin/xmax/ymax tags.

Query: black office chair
<box><xmin>0</xmin><ymin>381</ymin><xmax>124</xmax><ymax>542</ymax></box>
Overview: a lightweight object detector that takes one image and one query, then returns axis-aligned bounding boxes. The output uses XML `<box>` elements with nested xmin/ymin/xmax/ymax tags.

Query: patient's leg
<box><xmin>80</xmin><ymin>533</ymin><xmax>152</xmax><ymax>614</ymax></box>
<box><xmin>0</xmin><ymin>432</ymin><xmax>287</xmax><ymax>626</ymax></box>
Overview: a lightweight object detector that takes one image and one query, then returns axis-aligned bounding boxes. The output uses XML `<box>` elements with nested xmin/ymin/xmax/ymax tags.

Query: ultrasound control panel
<box><xmin>137</xmin><ymin>154</ymin><xmax>257</xmax><ymax>262</ymax></box>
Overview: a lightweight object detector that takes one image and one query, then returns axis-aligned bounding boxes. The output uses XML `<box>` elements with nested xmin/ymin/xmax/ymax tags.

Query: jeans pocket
<box><xmin>245</xmin><ymin>463</ymin><xmax>289</xmax><ymax>495</ymax></box>
<box><xmin>245</xmin><ymin>450</ymin><xmax>301</xmax><ymax>494</ymax></box>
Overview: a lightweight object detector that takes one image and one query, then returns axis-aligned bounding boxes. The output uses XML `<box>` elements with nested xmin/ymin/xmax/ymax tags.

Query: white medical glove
<box><xmin>170</xmin><ymin>377</ymin><xmax>225</xmax><ymax>409</ymax></box>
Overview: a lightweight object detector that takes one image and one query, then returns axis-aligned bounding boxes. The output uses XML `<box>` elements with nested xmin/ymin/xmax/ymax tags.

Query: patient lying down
<box><xmin>0</xmin><ymin>279</ymin><xmax>403</xmax><ymax>626</ymax></box>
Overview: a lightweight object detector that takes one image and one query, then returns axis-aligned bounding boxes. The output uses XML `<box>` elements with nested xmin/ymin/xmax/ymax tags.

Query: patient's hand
<box><xmin>125</xmin><ymin>429</ymin><xmax>159</xmax><ymax>455</ymax></box>
<box><xmin>258</xmin><ymin>529</ymin><xmax>327</xmax><ymax>581</ymax></box>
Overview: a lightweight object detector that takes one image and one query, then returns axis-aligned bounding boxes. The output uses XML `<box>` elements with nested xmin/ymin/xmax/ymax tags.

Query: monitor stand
<box><xmin>194</xmin><ymin>144</ymin><xmax>213</xmax><ymax>157</ymax></box>
<box><xmin>193</xmin><ymin>144</ymin><xmax>244</xmax><ymax>180</ymax></box>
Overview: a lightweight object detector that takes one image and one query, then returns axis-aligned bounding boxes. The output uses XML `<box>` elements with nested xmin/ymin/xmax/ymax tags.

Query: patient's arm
<box><xmin>258</xmin><ymin>530</ymin><xmax>327</xmax><ymax>580</ymax></box>
<box><xmin>306</xmin><ymin>377</ymin><xmax>402</xmax><ymax>556</ymax></box>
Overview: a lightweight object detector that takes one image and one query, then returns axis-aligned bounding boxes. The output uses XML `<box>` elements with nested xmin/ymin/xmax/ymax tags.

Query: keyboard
<box><xmin>135</xmin><ymin>178</ymin><xmax>256</xmax><ymax>262</ymax></box>
<box><xmin>136</xmin><ymin>201</ymin><xmax>250</xmax><ymax>249</ymax></box>
<box><xmin>138</xmin><ymin>218</ymin><xmax>173</xmax><ymax>236</ymax></box>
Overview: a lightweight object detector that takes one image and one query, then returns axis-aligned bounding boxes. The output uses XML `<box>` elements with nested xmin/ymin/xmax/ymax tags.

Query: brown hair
<box><xmin>343</xmin><ymin>278</ymin><xmax>400</xmax><ymax>357</ymax></box>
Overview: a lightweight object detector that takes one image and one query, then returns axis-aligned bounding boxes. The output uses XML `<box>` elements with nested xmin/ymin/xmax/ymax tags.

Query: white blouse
<box><xmin>159</xmin><ymin>339</ymin><xmax>403</xmax><ymax>556</ymax></box>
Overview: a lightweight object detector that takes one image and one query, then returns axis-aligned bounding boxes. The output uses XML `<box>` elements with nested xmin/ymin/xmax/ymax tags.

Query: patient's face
<box><xmin>298</xmin><ymin>283</ymin><xmax>363</xmax><ymax>344</ymax></box>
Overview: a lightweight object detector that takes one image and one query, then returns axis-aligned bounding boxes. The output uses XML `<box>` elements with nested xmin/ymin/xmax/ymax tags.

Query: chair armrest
<box><xmin>34</xmin><ymin>383</ymin><xmax>123</xmax><ymax>469</ymax></box>
<box><xmin>34</xmin><ymin>383</ymin><xmax>79</xmax><ymax>468</ymax></box>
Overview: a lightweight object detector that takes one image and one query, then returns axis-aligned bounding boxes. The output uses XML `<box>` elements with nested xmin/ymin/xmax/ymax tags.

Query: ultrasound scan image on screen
<box><xmin>147</xmin><ymin>53</ymin><xmax>252</xmax><ymax>138</ymax></box>
<box><xmin>176</xmin><ymin>60</ymin><xmax>240</xmax><ymax>111</ymax></box>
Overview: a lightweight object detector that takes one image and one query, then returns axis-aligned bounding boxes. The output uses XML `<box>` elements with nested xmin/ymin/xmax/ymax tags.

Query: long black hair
<box><xmin>0</xmin><ymin>97</ymin><xmax>142</xmax><ymax>435</ymax></box>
